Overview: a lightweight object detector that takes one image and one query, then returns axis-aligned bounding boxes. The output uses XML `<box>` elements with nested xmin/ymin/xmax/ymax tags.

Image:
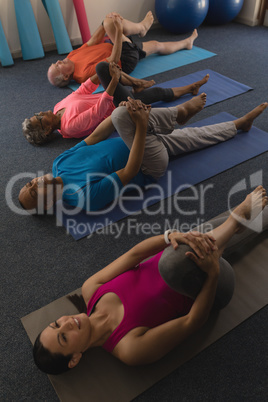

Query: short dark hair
<box><xmin>33</xmin><ymin>333</ymin><xmax>72</xmax><ymax>375</ymax></box>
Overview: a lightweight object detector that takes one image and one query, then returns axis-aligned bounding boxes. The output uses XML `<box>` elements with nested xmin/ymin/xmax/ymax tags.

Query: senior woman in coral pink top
<box><xmin>22</xmin><ymin>61</ymin><xmax>209</xmax><ymax>145</ymax></box>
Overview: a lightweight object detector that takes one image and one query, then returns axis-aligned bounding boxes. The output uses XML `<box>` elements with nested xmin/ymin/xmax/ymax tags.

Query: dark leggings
<box><xmin>96</xmin><ymin>62</ymin><xmax>174</xmax><ymax>107</ymax></box>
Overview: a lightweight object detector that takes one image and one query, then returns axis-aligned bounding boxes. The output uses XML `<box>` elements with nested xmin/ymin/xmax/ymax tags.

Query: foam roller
<box><xmin>0</xmin><ymin>18</ymin><xmax>14</xmax><ymax>66</ymax></box>
<box><xmin>14</xmin><ymin>0</ymin><xmax>44</xmax><ymax>60</ymax></box>
<box><xmin>73</xmin><ymin>0</ymin><xmax>91</xmax><ymax>43</ymax></box>
<box><xmin>42</xmin><ymin>0</ymin><xmax>73</xmax><ymax>54</ymax></box>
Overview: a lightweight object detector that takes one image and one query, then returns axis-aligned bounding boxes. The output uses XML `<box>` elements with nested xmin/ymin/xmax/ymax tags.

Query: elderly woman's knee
<box><xmin>96</xmin><ymin>61</ymin><xmax>109</xmax><ymax>77</ymax></box>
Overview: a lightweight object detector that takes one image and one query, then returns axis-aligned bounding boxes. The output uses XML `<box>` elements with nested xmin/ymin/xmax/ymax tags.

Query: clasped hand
<box><xmin>169</xmin><ymin>231</ymin><xmax>220</xmax><ymax>274</ymax></box>
<box><xmin>105</xmin><ymin>13</ymin><xmax>123</xmax><ymax>33</ymax></box>
<box><xmin>109</xmin><ymin>62</ymin><xmax>121</xmax><ymax>81</ymax></box>
<box><xmin>106</xmin><ymin>12</ymin><xmax>123</xmax><ymax>20</ymax></box>
<box><xmin>124</xmin><ymin>97</ymin><xmax>151</xmax><ymax>126</ymax></box>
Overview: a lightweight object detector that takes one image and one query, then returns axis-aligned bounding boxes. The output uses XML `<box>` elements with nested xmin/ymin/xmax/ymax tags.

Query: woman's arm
<box><xmin>82</xmin><ymin>234</ymin><xmax>170</xmax><ymax>302</ymax></box>
<box><xmin>82</xmin><ymin>231</ymin><xmax>216</xmax><ymax>303</ymax></box>
<box><xmin>114</xmin><ymin>248</ymin><xmax>220</xmax><ymax>365</ymax></box>
<box><xmin>64</xmin><ymin>94</ymin><xmax>115</xmax><ymax>139</ymax></box>
<box><xmin>106</xmin><ymin>17</ymin><xmax>123</xmax><ymax>65</ymax></box>
<box><xmin>86</xmin><ymin>23</ymin><xmax>106</xmax><ymax>46</ymax></box>
<box><xmin>115</xmin><ymin>98</ymin><xmax>150</xmax><ymax>185</ymax></box>
<box><xmin>103</xmin><ymin>62</ymin><xmax>121</xmax><ymax>96</ymax></box>
<box><xmin>77</xmin><ymin>61</ymin><xmax>121</xmax><ymax>93</ymax></box>
<box><xmin>84</xmin><ymin>116</ymin><xmax>115</xmax><ymax>146</ymax></box>
<box><xmin>67</xmin><ymin>64</ymin><xmax>120</xmax><ymax>140</ymax></box>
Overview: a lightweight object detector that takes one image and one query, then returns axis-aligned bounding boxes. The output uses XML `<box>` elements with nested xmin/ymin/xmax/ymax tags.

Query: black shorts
<box><xmin>120</xmin><ymin>36</ymin><xmax>146</xmax><ymax>74</ymax></box>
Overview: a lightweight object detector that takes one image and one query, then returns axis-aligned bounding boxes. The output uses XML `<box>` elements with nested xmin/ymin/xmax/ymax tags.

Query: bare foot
<box><xmin>132</xmin><ymin>78</ymin><xmax>156</xmax><ymax>93</ymax></box>
<box><xmin>191</xmin><ymin>74</ymin><xmax>210</xmax><ymax>95</ymax></box>
<box><xmin>231</xmin><ymin>186</ymin><xmax>268</xmax><ymax>232</ymax></box>
<box><xmin>172</xmin><ymin>74</ymin><xmax>209</xmax><ymax>99</ymax></box>
<box><xmin>176</xmin><ymin>93</ymin><xmax>206</xmax><ymax>125</ymax></box>
<box><xmin>139</xmin><ymin>11</ymin><xmax>154</xmax><ymax>37</ymax></box>
<box><xmin>234</xmin><ymin>103</ymin><xmax>268</xmax><ymax>132</ymax></box>
<box><xmin>185</xmin><ymin>29</ymin><xmax>198</xmax><ymax>50</ymax></box>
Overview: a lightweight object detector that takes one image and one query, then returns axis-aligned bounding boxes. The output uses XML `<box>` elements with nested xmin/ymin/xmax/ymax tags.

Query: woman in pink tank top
<box><xmin>32</xmin><ymin>186</ymin><xmax>267</xmax><ymax>375</ymax></box>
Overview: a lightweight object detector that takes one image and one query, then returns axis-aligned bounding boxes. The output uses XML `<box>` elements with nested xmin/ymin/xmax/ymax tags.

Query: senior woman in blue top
<box><xmin>18</xmin><ymin>98</ymin><xmax>267</xmax><ymax>213</ymax></box>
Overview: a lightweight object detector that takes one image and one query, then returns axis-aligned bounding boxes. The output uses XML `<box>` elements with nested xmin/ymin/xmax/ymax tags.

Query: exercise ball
<box><xmin>155</xmin><ymin>0</ymin><xmax>209</xmax><ymax>34</ymax></box>
<box><xmin>205</xmin><ymin>0</ymin><xmax>244</xmax><ymax>25</ymax></box>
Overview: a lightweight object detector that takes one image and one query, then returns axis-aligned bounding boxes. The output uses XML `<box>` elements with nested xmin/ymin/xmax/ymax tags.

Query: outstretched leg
<box><xmin>172</xmin><ymin>74</ymin><xmax>209</xmax><ymax>99</ymax></box>
<box><xmin>131</xmin><ymin>73</ymin><xmax>209</xmax><ymax>96</ymax></box>
<box><xmin>142</xmin><ymin>29</ymin><xmax>198</xmax><ymax>56</ymax></box>
<box><xmin>234</xmin><ymin>102</ymin><xmax>268</xmax><ymax>131</ymax></box>
<box><xmin>96</xmin><ymin>62</ymin><xmax>208</xmax><ymax>107</ymax></box>
<box><xmin>120</xmin><ymin>71</ymin><xmax>155</xmax><ymax>92</ymax></box>
<box><xmin>158</xmin><ymin>101</ymin><xmax>268</xmax><ymax>156</ymax></box>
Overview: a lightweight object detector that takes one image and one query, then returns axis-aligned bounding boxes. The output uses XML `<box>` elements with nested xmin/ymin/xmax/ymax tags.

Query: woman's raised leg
<box><xmin>201</xmin><ymin>186</ymin><xmax>268</xmax><ymax>256</ymax></box>
<box><xmin>159</xmin><ymin>187</ymin><xmax>268</xmax><ymax>308</ymax></box>
<box><xmin>96</xmin><ymin>62</ymin><xmax>133</xmax><ymax>106</ymax></box>
<box><xmin>103</xmin><ymin>11</ymin><xmax>154</xmax><ymax>42</ymax></box>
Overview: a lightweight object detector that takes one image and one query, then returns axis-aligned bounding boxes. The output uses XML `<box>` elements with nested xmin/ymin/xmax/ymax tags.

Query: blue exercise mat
<box><xmin>68</xmin><ymin>69</ymin><xmax>252</xmax><ymax>109</ymax></box>
<box><xmin>14</xmin><ymin>0</ymin><xmax>44</xmax><ymax>60</ymax></box>
<box><xmin>0</xmin><ymin>18</ymin><xmax>14</xmax><ymax>66</ymax></box>
<box><xmin>56</xmin><ymin>112</ymin><xmax>268</xmax><ymax>240</ymax></box>
<box><xmin>68</xmin><ymin>46</ymin><xmax>216</xmax><ymax>91</ymax></box>
<box><xmin>42</xmin><ymin>0</ymin><xmax>72</xmax><ymax>55</ymax></box>
<box><xmin>151</xmin><ymin>69</ymin><xmax>252</xmax><ymax>108</ymax></box>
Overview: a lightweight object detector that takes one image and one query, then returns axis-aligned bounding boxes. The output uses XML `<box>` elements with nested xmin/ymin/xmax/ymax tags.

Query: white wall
<box><xmin>236</xmin><ymin>0</ymin><xmax>262</xmax><ymax>26</ymax></box>
<box><xmin>0</xmin><ymin>0</ymin><xmax>156</xmax><ymax>57</ymax></box>
<box><xmin>0</xmin><ymin>0</ymin><xmax>263</xmax><ymax>58</ymax></box>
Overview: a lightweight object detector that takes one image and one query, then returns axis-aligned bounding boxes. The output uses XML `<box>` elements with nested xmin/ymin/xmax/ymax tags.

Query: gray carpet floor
<box><xmin>0</xmin><ymin>21</ymin><xmax>267</xmax><ymax>401</ymax></box>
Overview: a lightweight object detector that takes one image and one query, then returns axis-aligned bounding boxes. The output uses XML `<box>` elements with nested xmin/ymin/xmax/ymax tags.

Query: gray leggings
<box><xmin>159</xmin><ymin>207</ymin><xmax>268</xmax><ymax>309</ymax></box>
<box><xmin>111</xmin><ymin>106</ymin><xmax>237</xmax><ymax>179</ymax></box>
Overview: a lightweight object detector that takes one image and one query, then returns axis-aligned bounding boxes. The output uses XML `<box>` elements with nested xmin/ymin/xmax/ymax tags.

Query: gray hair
<box><xmin>47</xmin><ymin>70</ymin><xmax>70</xmax><ymax>88</ymax></box>
<box><xmin>22</xmin><ymin>119</ymin><xmax>54</xmax><ymax>146</ymax></box>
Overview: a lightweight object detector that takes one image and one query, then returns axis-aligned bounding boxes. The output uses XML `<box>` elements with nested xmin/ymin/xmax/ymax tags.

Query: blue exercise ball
<box><xmin>155</xmin><ymin>0</ymin><xmax>209</xmax><ymax>34</ymax></box>
<box><xmin>205</xmin><ymin>0</ymin><xmax>245</xmax><ymax>25</ymax></box>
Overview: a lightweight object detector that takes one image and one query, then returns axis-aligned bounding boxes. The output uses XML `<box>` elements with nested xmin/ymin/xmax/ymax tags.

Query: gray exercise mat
<box><xmin>21</xmin><ymin>231</ymin><xmax>268</xmax><ymax>402</ymax></box>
